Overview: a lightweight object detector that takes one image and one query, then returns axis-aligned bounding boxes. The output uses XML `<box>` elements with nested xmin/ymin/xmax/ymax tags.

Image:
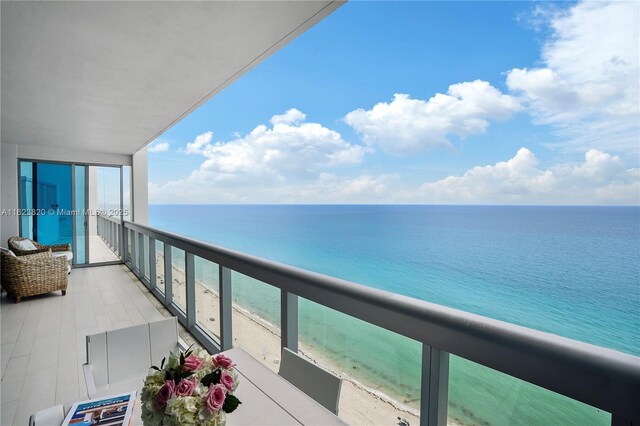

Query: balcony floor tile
<box><xmin>0</xmin><ymin>264</ymin><xmax>174</xmax><ymax>425</ymax></box>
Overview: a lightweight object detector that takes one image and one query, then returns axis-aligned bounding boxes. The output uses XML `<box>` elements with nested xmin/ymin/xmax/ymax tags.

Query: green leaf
<box><xmin>150</xmin><ymin>366</ymin><xmax>160</xmax><ymax>371</ymax></box>
<box><xmin>180</xmin><ymin>352</ymin><xmax>185</xmax><ymax>366</ymax></box>
<box><xmin>200</xmin><ymin>369</ymin><xmax>221</xmax><ymax>387</ymax></box>
<box><xmin>185</xmin><ymin>343</ymin><xmax>195</xmax><ymax>358</ymax></box>
<box><xmin>160</xmin><ymin>357</ymin><xmax>166</xmax><ymax>370</ymax></box>
<box><xmin>223</xmin><ymin>394</ymin><xmax>241</xmax><ymax>413</ymax></box>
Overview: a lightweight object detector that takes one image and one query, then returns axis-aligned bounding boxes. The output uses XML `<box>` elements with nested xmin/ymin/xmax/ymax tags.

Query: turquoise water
<box><xmin>151</xmin><ymin>205</ymin><xmax>639</xmax><ymax>425</ymax></box>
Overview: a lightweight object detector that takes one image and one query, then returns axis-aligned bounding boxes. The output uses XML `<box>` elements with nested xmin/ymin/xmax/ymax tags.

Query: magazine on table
<box><xmin>61</xmin><ymin>391</ymin><xmax>136</xmax><ymax>426</ymax></box>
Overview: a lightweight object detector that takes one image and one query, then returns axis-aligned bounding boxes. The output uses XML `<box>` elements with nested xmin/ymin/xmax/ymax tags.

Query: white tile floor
<box><xmin>89</xmin><ymin>235</ymin><xmax>120</xmax><ymax>263</ymax></box>
<box><xmin>0</xmin><ymin>264</ymin><xmax>165</xmax><ymax>425</ymax></box>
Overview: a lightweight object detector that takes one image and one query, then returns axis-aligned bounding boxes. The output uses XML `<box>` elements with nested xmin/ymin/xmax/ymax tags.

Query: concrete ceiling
<box><xmin>1</xmin><ymin>1</ymin><xmax>342</xmax><ymax>155</ymax></box>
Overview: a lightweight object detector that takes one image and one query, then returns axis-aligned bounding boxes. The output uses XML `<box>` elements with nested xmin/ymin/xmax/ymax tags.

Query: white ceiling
<box><xmin>1</xmin><ymin>1</ymin><xmax>342</xmax><ymax>155</ymax></box>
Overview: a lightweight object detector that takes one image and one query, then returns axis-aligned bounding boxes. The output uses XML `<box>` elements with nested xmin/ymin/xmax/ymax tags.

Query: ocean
<box><xmin>150</xmin><ymin>205</ymin><xmax>639</xmax><ymax>425</ymax></box>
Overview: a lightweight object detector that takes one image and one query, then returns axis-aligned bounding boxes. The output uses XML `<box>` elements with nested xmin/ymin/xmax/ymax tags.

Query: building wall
<box><xmin>132</xmin><ymin>147</ymin><xmax>148</xmax><ymax>225</ymax></box>
<box><xmin>1</xmin><ymin>143</ymin><xmax>20</xmax><ymax>246</ymax></box>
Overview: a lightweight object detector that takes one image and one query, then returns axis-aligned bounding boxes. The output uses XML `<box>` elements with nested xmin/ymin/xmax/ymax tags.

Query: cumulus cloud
<box><xmin>148</xmin><ymin>141</ymin><xmax>170</xmax><ymax>152</ymax></box>
<box><xmin>270</xmin><ymin>108</ymin><xmax>306</xmax><ymax>125</ymax></box>
<box><xmin>149</xmin><ymin>109</ymin><xmax>367</xmax><ymax>203</ymax></box>
<box><xmin>184</xmin><ymin>131</ymin><xmax>213</xmax><ymax>155</ymax></box>
<box><xmin>344</xmin><ymin>80</ymin><xmax>522</xmax><ymax>155</ymax></box>
<box><xmin>408</xmin><ymin>148</ymin><xmax>639</xmax><ymax>205</ymax></box>
<box><xmin>506</xmin><ymin>1</ymin><xmax>639</xmax><ymax>154</ymax></box>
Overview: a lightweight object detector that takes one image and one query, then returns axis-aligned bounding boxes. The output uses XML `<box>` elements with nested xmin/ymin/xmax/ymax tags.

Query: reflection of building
<box><xmin>19</xmin><ymin>175</ymin><xmax>71</xmax><ymax>243</ymax></box>
<box><xmin>20</xmin><ymin>176</ymin><xmax>58</xmax><ymax>210</ymax></box>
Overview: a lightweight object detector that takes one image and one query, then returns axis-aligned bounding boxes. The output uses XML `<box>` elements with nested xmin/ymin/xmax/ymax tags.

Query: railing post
<box><xmin>119</xmin><ymin>223</ymin><xmax>124</xmax><ymax>260</ymax></box>
<box><xmin>420</xmin><ymin>344</ymin><xmax>450</xmax><ymax>426</ymax></box>
<box><xmin>122</xmin><ymin>225</ymin><xmax>128</xmax><ymax>264</ymax></box>
<box><xmin>138</xmin><ymin>233</ymin><xmax>145</xmax><ymax>279</ymax></box>
<box><xmin>281</xmin><ymin>290</ymin><xmax>298</xmax><ymax>352</ymax></box>
<box><xmin>164</xmin><ymin>244</ymin><xmax>173</xmax><ymax>306</ymax></box>
<box><xmin>114</xmin><ymin>222</ymin><xmax>119</xmax><ymax>255</ymax></box>
<box><xmin>148</xmin><ymin>237</ymin><xmax>156</xmax><ymax>290</ymax></box>
<box><xmin>185</xmin><ymin>252</ymin><xmax>196</xmax><ymax>329</ymax></box>
<box><xmin>131</xmin><ymin>231</ymin><xmax>138</xmax><ymax>271</ymax></box>
<box><xmin>219</xmin><ymin>266</ymin><xmax>233</xmax><ymax>351</ymax></box>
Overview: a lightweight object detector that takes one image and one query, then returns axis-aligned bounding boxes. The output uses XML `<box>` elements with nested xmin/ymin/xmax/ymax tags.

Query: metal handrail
<box><xmin>123</xmin><ymin>219</ymin><xmax>640</xmax><ymax>423</ymax></box>
<box><xmin>97</xmin><ymin>212</ymin><xmax>122</xmax><ymax>224</ymax></box>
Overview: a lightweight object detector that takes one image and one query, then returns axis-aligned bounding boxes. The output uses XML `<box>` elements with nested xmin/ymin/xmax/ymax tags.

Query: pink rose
<box><xmin>205</xmin><ymin>384</ymin><xmax>227</xmax><ymax>413</ymax></box>
<box><xmin>213</xmin><ymin>354</ymin><xmax>235</xmax><ymax>369</ymax></box>
<box><xmin>183</xmin><ymin>355</ymin><xmax>203</xmax><ymax>372</ymax></box>
<box><xmin>155</xmin><ymin>380</ymin><xmax>175</xmax><ymax>410</ymax></box>
<box><xmin>175</xmin><ymin>378</ymin><xmax>196</xmax><ymax>397</ymax></box>
<box><xmin>220</xmin><ymin>370</ymin><xmax>235</xmax><ymax>391</ymax></box>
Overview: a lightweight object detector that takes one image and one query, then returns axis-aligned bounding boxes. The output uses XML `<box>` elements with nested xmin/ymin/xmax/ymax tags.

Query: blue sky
<box><xmin>148</xmin><ymin>1</ymin><xmax>639</xmax><ymax>205</ymax></box>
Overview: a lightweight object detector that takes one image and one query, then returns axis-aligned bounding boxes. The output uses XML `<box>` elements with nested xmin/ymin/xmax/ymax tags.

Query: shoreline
<box><xmin>158</xmin><ymin>253</ymin><xmax>423</xmax><ymax>425</ymax></box>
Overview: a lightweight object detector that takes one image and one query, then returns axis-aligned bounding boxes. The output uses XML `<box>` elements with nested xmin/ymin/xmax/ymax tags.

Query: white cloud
<box><xmin>293</xmin><ymin>173</ymin><xmax>397</xmax><ymax>203</ymax></box>
<box><xmin>149</xmin><ymin>109</ymin><xmax>367</xmax><ymax>203</ymax></box>
<box><xmin>151</xmin><ymin>145</ymin><xmax>639</xmax><ymax>205</ymax></box>
<box><xmin>148</xmin><ymin>141</ymin><xmax>170</xmax><ymax>152</ymax></box>
<box><xmin>506</xmin><ymin>1</ymin><xmax>640</xmax><ymax>154</ymax></box>
<box><xmin>407</xmin><ymin>148</ymin><xmax>639</xmax><ymax>205</ymax></box>
<box><xmin>344</xmin><ymin>80</ymin><xmax>522</xmax><ymax>155</ymax></box>
<box><xmin>270</xmin><ymin>108</ymin><xmax>306</xmax><ymax>125</ymax></box>
<box><xmin>184</xmin><ymin>131</ymin><xmax>213</xmax><ymax>155</ymax></box>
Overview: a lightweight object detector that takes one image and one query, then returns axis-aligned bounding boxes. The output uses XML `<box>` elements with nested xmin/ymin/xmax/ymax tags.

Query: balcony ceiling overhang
<box><xmin>1</xmin><ymin>1</ymin><xmax>342</xmax><ymax>155</ymax></box>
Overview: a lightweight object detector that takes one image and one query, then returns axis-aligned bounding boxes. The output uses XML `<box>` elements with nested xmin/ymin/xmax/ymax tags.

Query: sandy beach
<box><xmin>156</xmin><ymin>252</ymin><xmax>424</xmax><ymax>425</ymax></box>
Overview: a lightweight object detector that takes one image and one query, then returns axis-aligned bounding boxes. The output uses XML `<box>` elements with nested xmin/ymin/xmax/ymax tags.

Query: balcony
<box><xmin>1</xmin><ymin>2</ymin><xmax>638</xmax><ymax>425</ymax></box>
<box><xmin>86</xmin><ymin>219</ymin><xmax>640</xmax><ymax>424</ymax></box>
<box><xmin>2</xmin><ymin>218</ymin><xmax>638</xmax><ymax>425</ymax></box>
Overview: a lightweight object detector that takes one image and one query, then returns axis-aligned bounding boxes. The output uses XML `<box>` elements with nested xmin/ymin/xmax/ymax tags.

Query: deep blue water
<box><xmin>150</xmin><ymin>205</ymin><xmax>639</xmax><ymax>424</ymax></box>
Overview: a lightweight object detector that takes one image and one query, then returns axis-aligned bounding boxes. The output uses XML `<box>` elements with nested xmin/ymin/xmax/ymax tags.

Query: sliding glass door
<box><xmin>88</xmin><ymin>166</ymin><xmax>123</xmax><ymax>263</ymax></box>
<box><xmin>19</xmin><ymin>160</ymin><xmax>128</xmax><ymax>266</ymax></box>
<box><xmin>33</xmin><ymin>162</ymin><xmax>73</xmax><ymax>246</ymax></box>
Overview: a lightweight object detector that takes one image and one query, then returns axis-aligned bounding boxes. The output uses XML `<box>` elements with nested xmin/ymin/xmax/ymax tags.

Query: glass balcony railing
<box><xmin>115</xmin><ymin>219</ymin><xmax>638</xmax><ymax>426</ymax></box>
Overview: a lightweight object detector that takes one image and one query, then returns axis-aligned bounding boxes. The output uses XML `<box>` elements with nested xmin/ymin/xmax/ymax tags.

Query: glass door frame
<box><xmin>17</xmin><ymin>158</ymin><xmax>128</xmax><ymax>268</ymax></box>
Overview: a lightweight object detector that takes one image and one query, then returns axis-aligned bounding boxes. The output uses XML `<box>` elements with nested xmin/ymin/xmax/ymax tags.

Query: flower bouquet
<box><xmin>141</xmin><ymin>347</ymin><xmax>241</xmax><ymax>425</ymax></box>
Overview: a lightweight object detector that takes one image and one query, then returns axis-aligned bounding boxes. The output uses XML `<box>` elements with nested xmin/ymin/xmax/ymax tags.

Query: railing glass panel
<box><xmin>298</xmin><ymin>297</ymin><xmax>421</xmax><ymax>425</ymax></box>
<box><xmin>447</xmin><ymin>355</ymin><xmax>610</xmax><ymax>426</ymax></box>
<box><xmin>194</xmin><ymin>256</ymin><xmax>220</xmax><ymax>341</ymax></box>
<box><xmin>143</xmin><ymin>235</ymin><xmax>150</xmax><ymax>280</ymax></box>
<box><xmin>120</xmin><ymin>220</ymin><xmax>640</xmax><ymax>424</ymax></box>
<box><xmin>170</xmin><ymin>247</ymin><xmax>187</xmax><ymax>314</ymax></box>
<box><xmin>127</xmin><ymin>229</ymin><xmax>133</xmax><ymax>266</ymax></box>
<box><xmin>231</xmin><ymin>271</ymin><xmax>281</xmax><ymax>371</ymax></box>
<box><xmin>155</xmin><ymin>240</ymin><xmax>165</xmax><ymax>295</ymax></box>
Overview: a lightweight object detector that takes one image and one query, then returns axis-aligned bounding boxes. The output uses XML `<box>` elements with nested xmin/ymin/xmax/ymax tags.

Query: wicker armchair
<box><xmin>8</xmin><ymin>236</ymin><xmax>71</xmax><ymax>256</ymax></box>
<box><xmin>1</xmin><ymin>250</ymin><xmax>68</xmax><ymax>303</ymax></box>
